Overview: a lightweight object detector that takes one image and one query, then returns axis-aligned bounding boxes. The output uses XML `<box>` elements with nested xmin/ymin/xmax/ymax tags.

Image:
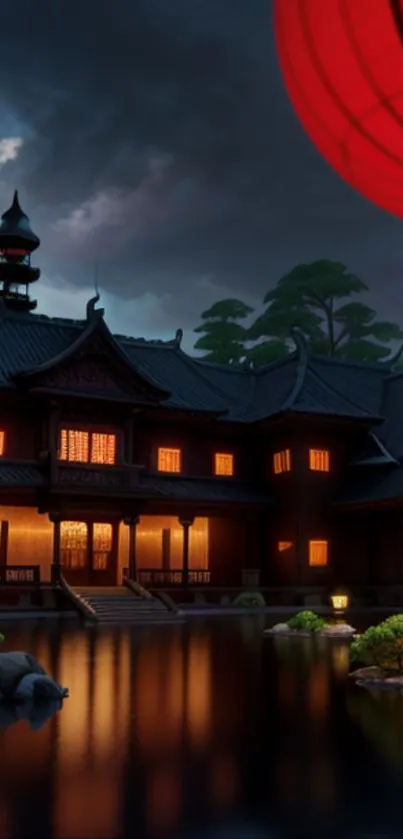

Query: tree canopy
<box><xmin>193</xmin><ymin>260</ymin><xmax>403</xmax><ymax>366</ymax></box>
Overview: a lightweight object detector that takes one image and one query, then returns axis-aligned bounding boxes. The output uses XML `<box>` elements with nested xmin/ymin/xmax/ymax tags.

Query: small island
<box><xmin>264</xmin><ymin>610</ymin><xmax>356</xmax><ymax>639</ymax></box>
<box><xmin>349</xmin><ymin>615</ymin><xmax>403</xmax><ymax>690</ymax></box>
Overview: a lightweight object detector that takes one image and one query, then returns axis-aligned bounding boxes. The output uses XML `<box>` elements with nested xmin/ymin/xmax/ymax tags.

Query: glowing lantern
<box><xmin>273</xmin><ymin>0</ymin><xmax>403</xmax><ymax>217</ymax></box>
<box><xmin>330</xmin><ymin>592</ymin><xmax>349</xmax><ymax>614</ymax></box>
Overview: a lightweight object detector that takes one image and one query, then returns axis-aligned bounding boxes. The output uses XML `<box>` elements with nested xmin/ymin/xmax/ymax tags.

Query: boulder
<box><xmin>0</xmin><ymin>652</ymin><xmax>45</xmax><ymax>699</ymax></box>
<box><xmin>14</xmin><ymin>673</ymin><xmax>69</xmax><ymax>701</ymax></box>
<box><xmin>263</xmin><ymin>623</ymin><xmax>292</xmax><ymax>635</ymax></box>
<box><xmin>349</xmin><ymin>666</ymin><xmax>384</xmax><ymax>682</ymax></box>
<box><xmin>321</xmin><ymin>624</ymin><xmax>356</xmax><ymax>638</ymax></box>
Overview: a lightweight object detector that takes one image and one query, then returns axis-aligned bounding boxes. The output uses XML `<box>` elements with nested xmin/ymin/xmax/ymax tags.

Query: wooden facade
<box><xmin>0</xmin><ymin>194</ymin><xmax>403</xmax><ymax>599</ymax></box>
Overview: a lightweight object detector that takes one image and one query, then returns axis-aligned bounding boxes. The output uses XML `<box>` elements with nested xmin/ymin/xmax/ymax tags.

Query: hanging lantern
<box><xmin>273</xmin><ymin>0</ymin><xmax>403</xmax><ymax>217</ymax></box>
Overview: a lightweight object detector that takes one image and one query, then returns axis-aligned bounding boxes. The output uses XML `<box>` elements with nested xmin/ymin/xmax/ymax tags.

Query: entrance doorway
<box><xmin>60</xmin><ymin>520</ymin><xmax>117</xmax><ymax>586</ymax></box>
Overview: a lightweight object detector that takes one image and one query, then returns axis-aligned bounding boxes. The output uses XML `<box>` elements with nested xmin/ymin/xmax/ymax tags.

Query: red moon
<box><xmin>273</xmin><ymin>0</ymin><xmax>403</xmax><ymax>217</ymax></box>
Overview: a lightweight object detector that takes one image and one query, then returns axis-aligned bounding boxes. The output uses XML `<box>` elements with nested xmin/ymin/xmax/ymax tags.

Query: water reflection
<box><xmin>2</xmin><ymin>619</ymin><xmax>403</xmax><ymax>838</ymax></box>
<box><xmin>0</xmin><ymin>622</ymin><xmax>247</xmax><ymax>839</ymax></box>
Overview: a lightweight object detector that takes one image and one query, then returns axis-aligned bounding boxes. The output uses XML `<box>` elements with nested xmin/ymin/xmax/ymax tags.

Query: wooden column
<box><xmin>0</xmin><ymin>520</ymin><xmax>8</xmax><ymax>567</ymax></box>
<box><xmin>179</xmin><ymin>516</ymin><xmax>194</xmax><ymax>585</ymax></box>
<box><xmin>124</xmin><ymin>515</ymin><xmax>139</xmax><ymax>579</ymax></box>
<box><xmin>49</xmin><ymin>512</ymin><xmax>61</xmax><ymax>583</ymax></box>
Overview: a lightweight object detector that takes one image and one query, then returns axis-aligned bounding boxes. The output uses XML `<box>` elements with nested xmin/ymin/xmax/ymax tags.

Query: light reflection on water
<box><xmin>0</xmin><ymin>617</ymin><xmax>402</xmax><ymax>838</ymax></box>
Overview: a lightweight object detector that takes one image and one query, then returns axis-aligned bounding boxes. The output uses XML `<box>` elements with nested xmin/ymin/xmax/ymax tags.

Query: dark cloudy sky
<box><xmin>0</xmin><ymin>0</ymin><xmax>402</xmax><ymax>350</ymax></box>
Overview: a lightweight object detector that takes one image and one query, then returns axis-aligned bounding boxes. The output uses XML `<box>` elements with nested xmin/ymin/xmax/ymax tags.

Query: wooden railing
<box><xmin>52</xmin><ymin>460</ymin><xmax>143</xmax><ymax>494</ymax></box>
<box><xmin>136</xmin><ymin>569</ymin><xmax>211</xmax><ymax>587</ymax></box>
<box><xmin>0</xmin><ymin>565</ymin><xmax>40</xmax><ymax>585</ymax></box>
<box><xmin>58</xmin><ymin>571</ymin><xmax>98</xmax><ymax>621</ymax></box>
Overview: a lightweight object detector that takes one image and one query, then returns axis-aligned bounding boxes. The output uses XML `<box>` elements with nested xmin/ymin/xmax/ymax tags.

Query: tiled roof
<box><xmin>333</xmin><ymin>465</ymin><xmax>403</xmax><ymax>506</ymax></box>
<box><xmin>0</xmin><ymin>461</ymin><xmax>44</xmax><ymax>487</ymax></box>
<box><xmin>140</xmin><ymin>475</ymin><xmax>271</xmax><ymax>504</ymax></box>
<box><xmin>0</xmin><ymin>306</ymin><xmax>393</xmax><ymax>423</ymax></box>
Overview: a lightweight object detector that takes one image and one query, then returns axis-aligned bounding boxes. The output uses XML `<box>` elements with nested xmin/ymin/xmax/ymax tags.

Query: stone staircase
<box><xmin>73</xmin><ymin>586</ymin><xmax>181</xmax><ymax>625</ymax></box>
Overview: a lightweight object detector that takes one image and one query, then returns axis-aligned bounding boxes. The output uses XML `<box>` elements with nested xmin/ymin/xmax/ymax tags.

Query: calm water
<box><xmin>0</xmin><ymin>615</ymin><xmax>402</xmax><ymax>839</ymax></box>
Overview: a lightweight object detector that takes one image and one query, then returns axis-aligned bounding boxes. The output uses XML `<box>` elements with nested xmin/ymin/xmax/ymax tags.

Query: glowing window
<box><xmin>0</xmin><ymin>431</ymin><xmax>4</xmax><ymax>457</ymax></box>
<box><xmin>309</xmin><ymin>540</ymin><xmax>328</xmax><ymax>567</ymax></box>
<box><xmin>59</xmin><ymin>429</ymin><xmax>116</xmax><ymax>464</ymax></box>
<box><xmin>91</xmin><ymin>433</ymin><xmax>116</xmax><ymax>465</ymax></box>
<box><xmin>93</xmin><ymin>522</ymin><xmax>113</xmax><ymax>571</ymax></box>
<box><xmin>158</xmin><ymin>447</ymin><xmax>181</xmax><ymax>473</ymax></box>
<box><xmin>60</xmin><ymin>521</ymin><xmax>88</xmax><ymax>569</ymax></box>
<box><xmin>273</xmin><ymin>449</ymin><xmax>291</xmax><ymax>474</ymax></box>
<box><xmin>309</xmin><ymin>449</ymin><xmax>330</xmax><ymax>472</ymax></box>
<box><xmin>214</xmin><ymin>453</ymin><xmax>234</xmax><ymax>476</ymax></box>
<box><xmin>59</xmin><ymin>429</ymin><xmax>89</xmax><ymax>462</ymax></box>
<box><xmin>278</xmin><ymin>541</ymin><xmax>293</xmax><ymax>552</ymax></box>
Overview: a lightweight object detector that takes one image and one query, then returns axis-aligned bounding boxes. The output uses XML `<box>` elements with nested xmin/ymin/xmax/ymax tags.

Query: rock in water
<box><xmin>321</xmin><ymin>624</ymin><xmax>356</xmax><ymax>638</ymax></box>
<box><xmin>0</xmin><ymin>652</ymin><xmax>46</xmax><ymax>699</ymax></box>
<box><xmin>263</xmin><ymin>623</ymin><xmax>291</xmax><ymax>635</ymax></box>
<box><xmin>14</xmin><ymin>674</ymin><xmax>68</xmax><ymax>701</ymax></box>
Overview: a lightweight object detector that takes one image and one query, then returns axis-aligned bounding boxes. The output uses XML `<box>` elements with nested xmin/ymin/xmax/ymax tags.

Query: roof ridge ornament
<box><xmin>174</xmin><ymin>328</ymin><xmax>183</xmax><ymax>348</ymax></box>
<box><xmin>281</xmin><ymin>325</ymin><xmax>310</xmax><ymax>411</ymax></box>
<box><xmin>86</xmin><ymin>263</ymin><xmax>104</xmax><ymax>323</ymax></box>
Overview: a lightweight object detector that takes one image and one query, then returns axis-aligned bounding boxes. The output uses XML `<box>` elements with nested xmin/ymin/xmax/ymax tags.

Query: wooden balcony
<box><xmin>51</xmin><ymin>462</ymin><xmax>143</xmax><ymax>495</ymax></box>
<box><xmin>136</xmin><ymin>569</ymin><xmax>211</xmax><ymax>587</ymax></box>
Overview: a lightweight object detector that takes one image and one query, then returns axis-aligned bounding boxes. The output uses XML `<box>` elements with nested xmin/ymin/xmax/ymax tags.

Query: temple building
<box><xmin>0</xmin><ymin>192</ymin><xmax>402</xmax><ymax>605</ymax></box>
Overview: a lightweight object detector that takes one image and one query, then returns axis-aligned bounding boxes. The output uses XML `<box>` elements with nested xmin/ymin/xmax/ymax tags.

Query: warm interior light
<box><xmin>59</xmin><ymin>429</ymin><xmax>117</xmax><ymax>464</ymax></box>
<box><xmin>330</xmin><ymin>593</ymin><xmax>349</xmax><ymax>611</ymax></box>
<box><xmin>278</xmin><ymin>541</ymin><xmax>293</xmax><ymax>552</ymax></box>
<box><xmin>309</xmin><ymin>449</ymin><xmax>330</xmax><ymax>472</ymax></box>
<box><xmin>158</xmin><ymin>448</ymin><xmax>181</xmax><ymax>473</ymax></box>
<box><xmin>273</xmin><ymin>449</ymin><xmax>291</xmax><ymax>474</ymax></box>
<box><xmin>60</xmin><ymin>521</ymin><xmax>88</xmax><ymax>569</ymax></box>
<box><xmin>0</xmin><ymin>430</ymin><xmax>4</xmax><ymax>457</ymax></box>
<box><xmin>93</xmin><ymin>523</ymin><xmax>113</xmax><ymax>570</ymax></box>
<box><xmin>309</xmin><ymin>540</ymin><xmax>328</xmax><ymax>567</ymax></box>
<box><xmin>91</xmin><ymin>433</ymin><xmax>116</xmax><ymax>465</ymax></box>
<box><xmin>214</xmin><ymin>453</ymin><xmax>234</xmax><ymax>476</ymax></box>
<box><xmin>59</xmin><ymin>429</ymin><xmax>89</xmax><ymax>462</ymax></box>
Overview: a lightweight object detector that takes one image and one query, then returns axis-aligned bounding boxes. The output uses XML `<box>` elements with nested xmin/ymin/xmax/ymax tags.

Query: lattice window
<box><xmin>309</xmin><ymin>540</ymin><xmax>328</xmax><ymax>567</ymax></box>
<box><xmin>214</xmin><ymin>452</ymin><xmax>234</xmax><ymax>476</ymax></box>
<box><xmin>0</xmin><ymin>431</ymin><xmax>5</xmax><ymax>457</ymax></box>
<box><xmin>93</xmin><ymin>522</ymin><xmax>112</xmax><ymax>571</ymax></box>
<box><xmin>273</xmin><ymin>449</ymin><xmax>291</xmax><ymax>474</ymax></box>
<box><xmin>157</xmin><ymin>447</ymin><xmax>181</xmax><ymax>473</ymax></box>
<box><xmin>91</xmin><ymin>433</ymin><xmax>116</xmax><ymax>465</ymax></box>
<box><xmin>59</xmin><ymin>429</ymin><xmax>116</xmax><ymax>464</ymax></box>
<box><xmin>59</xmin><ymin>429</ymin><xmax>89</xmax><ymax>462</ymax></box>
<box><xmin>278</xmin><ymin>541</ymin><xmax>293</xmax><ymax>552</ymax></box>
<box><xmin>60</xmin><ymin>521</ymin><xmax>88</xmax><ymax>569</ymax></box>
<box><xmin>309</xmin><ymin>449</ymin><xmax>330</xmax><ymax>472</ymax></box>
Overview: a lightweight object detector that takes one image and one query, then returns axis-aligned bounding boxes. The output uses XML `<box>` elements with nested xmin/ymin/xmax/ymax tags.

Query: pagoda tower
<box><xmin>0</xmin><ymin>191</ymin><xmax>40</xmax><ymax>312</ymax></box>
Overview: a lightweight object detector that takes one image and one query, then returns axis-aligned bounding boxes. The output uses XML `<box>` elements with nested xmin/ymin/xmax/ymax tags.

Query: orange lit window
<box><xmin>273</xmin><ymin>449</ymin><xmax>291</xmax><ymax>474</ymax></box>
<box><xmin>93</xmin><ymin>523</ymin><xmax>113</xmax><ymax>571</ymax></box>
<box><xmin>309</xmin><ymin>540</ymin><xmax>328</xmax><ymax>567</ymax></box>
<box><xmin>59</xmin><ymin>429</ymin><xmax>89</xmax><ymax>462</ymax></box>
<box><xmin>60</xmin><ymin>521</ymin><xmax>88</xmax><ymax>569</ymax></box>
<box><xmin>214</xmin><ymin>453</ymin><xmax>234</xmax><ymax>476</ymax></box>
<box><xmin>158</xmin><ymin>447</ymin><xmax>181</xmax><ymax>473</ymax></box>
<box><xmin>278</xmin><ymin>541</ymin><xmax>293</xmax><ymax>552</ymax></box>
<box><xmin>0</xmin><ymin>431</ymin><xmax>4</xmax><ymax>457</ymax></box>
<box><xmin>91</xmin><ymin>433</ymin><xmax>116</xmax><ymax>465</ymax></box>
<box><xmin>309</xmin><ymin>449</ymin><xmax>330</xmax><ymax>472</ymax></box>
<box><xmin>59</xmin><ymin>429</ymin><xmax>116</xmax><ymax>464</ymax></box>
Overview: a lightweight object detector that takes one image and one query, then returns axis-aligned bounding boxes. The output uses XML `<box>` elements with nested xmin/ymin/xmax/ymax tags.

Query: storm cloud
<box><xmin>0</xmin><ymin>0</ymin><xmax>401</xmax><ymax>346</ymax></box>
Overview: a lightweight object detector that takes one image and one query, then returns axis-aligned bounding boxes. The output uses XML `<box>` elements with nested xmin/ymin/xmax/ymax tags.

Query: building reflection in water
<box><xmin>0</xmin><ymin>624</ymin><xmax>243</xmax><ymax>838</ymax></box>
<box><xmin>273</xmin><ymin>636</ymin><xmax>340</xmax><ymax>826</ymax></box>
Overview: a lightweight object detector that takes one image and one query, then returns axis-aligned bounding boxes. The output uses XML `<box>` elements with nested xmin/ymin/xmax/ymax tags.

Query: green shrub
<box><xmin>233</xmin><ymin>592</ymin><xmax>266</xmax><ymax>608</ymax></box>
<box><xmin>351</xmin><ymin>615</ymin><xmax>403</xmax><ymax>673</ymax></box>
<box><xmin>287</xmin><ymin>610</ymin><xmax>326</xmax><ymax>633</ymax></box>
<box><xmin>0</xmin><ymin>634</ymin><xmax>4</xmax><ymax>643</ymax></box>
